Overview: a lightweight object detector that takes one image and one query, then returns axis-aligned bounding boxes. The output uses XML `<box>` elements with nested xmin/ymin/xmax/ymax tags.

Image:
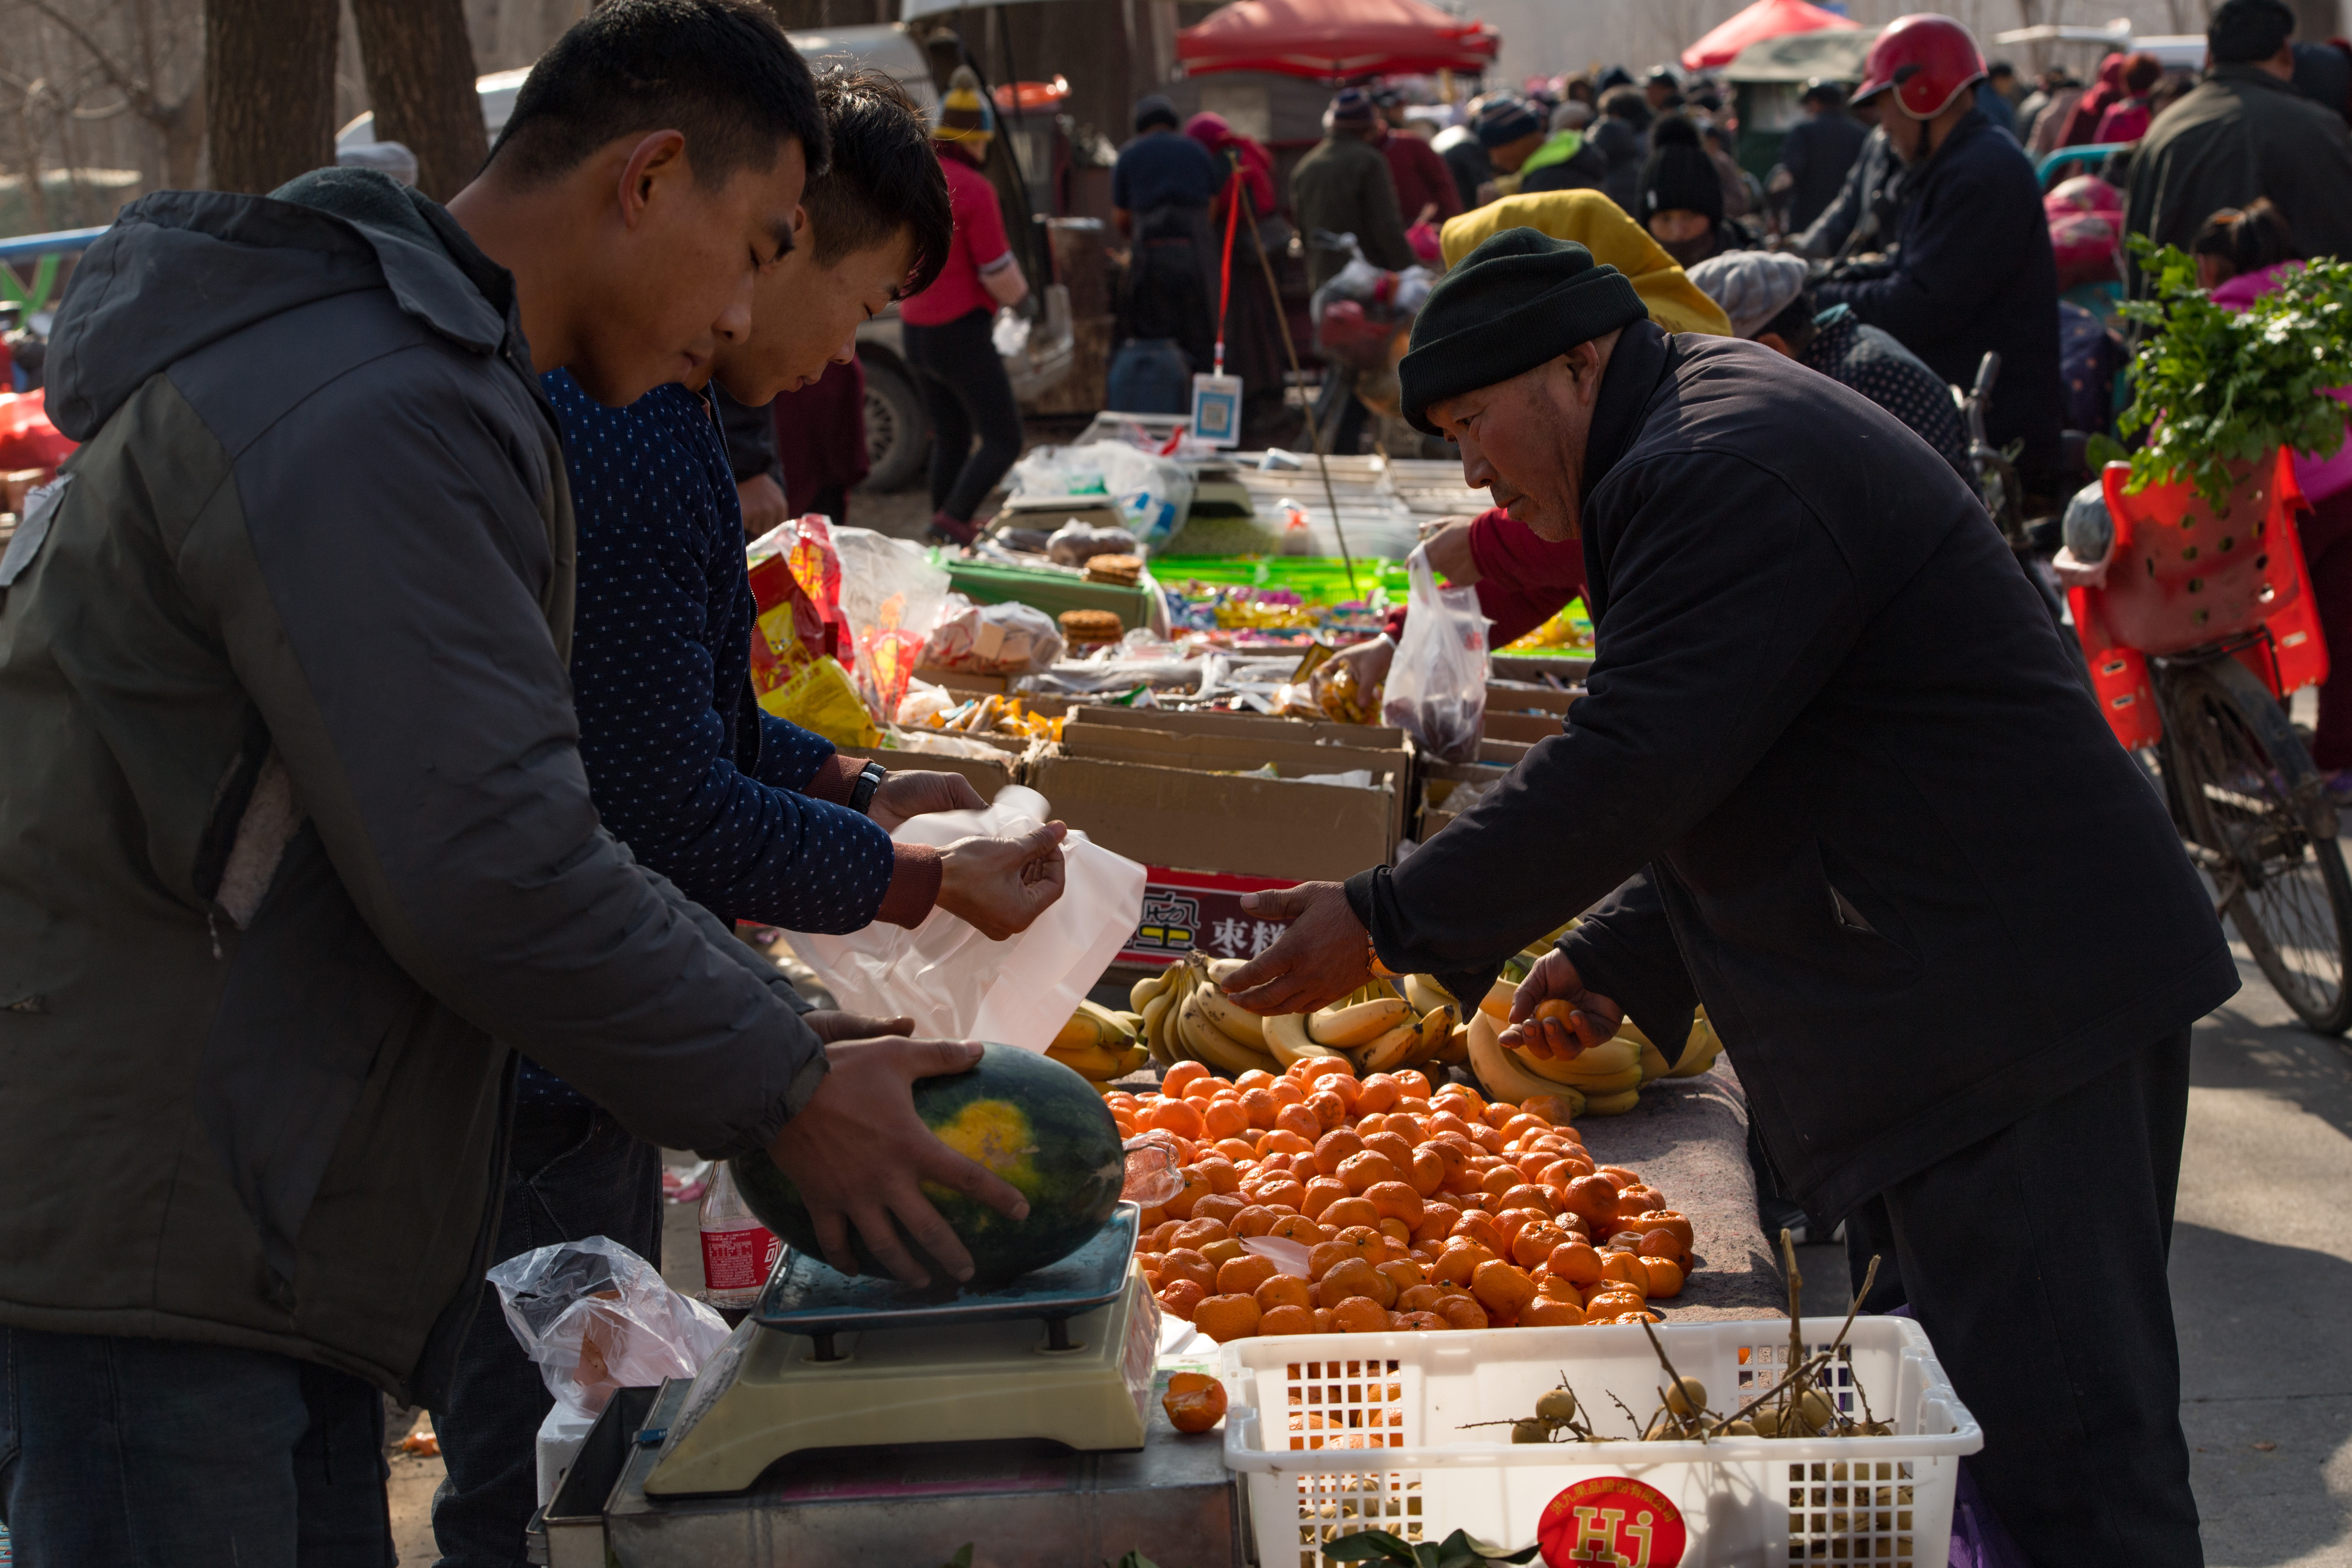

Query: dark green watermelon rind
<box><xmin>731</xmin><ymin>1045</ymin><xmax>1125</xmax><ymax>1291</ymax></box>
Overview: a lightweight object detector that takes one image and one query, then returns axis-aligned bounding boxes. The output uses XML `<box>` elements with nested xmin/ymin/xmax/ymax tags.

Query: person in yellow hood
<box><xmin>1440</xmin><ymin>190</ymin><xmax>1730</xmax><ymax>336</ymax></box>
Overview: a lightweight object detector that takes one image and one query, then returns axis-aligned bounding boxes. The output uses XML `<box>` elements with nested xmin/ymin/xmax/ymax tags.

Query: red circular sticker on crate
<box><xmin>1538</xmin><ymin>1477</ymin><xmax>1688</xmax><ymax>1568</ymax></box>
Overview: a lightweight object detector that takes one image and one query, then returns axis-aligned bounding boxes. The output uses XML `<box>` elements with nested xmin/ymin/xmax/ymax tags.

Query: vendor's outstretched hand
<box><xmin>802</xmin><ymin>1010</ymin><xmax>914</xmax><ymax>1042</ymax></box>
<box><xmin>868</xmin><ymin>769</ymin><xmax>987</xmax><ymax>831</ymax></box>
<box><xmin>1222</xmin><ymin>881</ymin><xmax>1372</xmax><ymax>1016</ymax></box>
<box><xmin>1501</xmin><ymin>949</ymin><xmax>1621</xmax><ymax>1060</ymax></box>
<box><xmin>765</xmin><ymin>1037</ymin><xmax>1029</xmax><ymax>1287</ymax></box>
<box><xmin>937</xmin><ymin>821</ymin><xmax>1068</xmax><ymax>939</ymax></box>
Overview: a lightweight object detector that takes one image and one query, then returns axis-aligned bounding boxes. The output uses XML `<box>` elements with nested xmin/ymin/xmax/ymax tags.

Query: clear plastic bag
<box><xmin>785</xmin><ymin>785</ymin><xmax>1146</xmax><ymax>1052</ymax></box>
<box><xmin>1382</xmin><ymin>542</ymin><xmax>1488</xmax><ymax>763</ymax></box>
<box><xmin>487</xmin><ymin>1237</ymin><xmax>731</xmax><ymax>1422</ymax></box>
<box><xmin>831</xmin><ymin>526</ymin><xmax>953</xmax><ymax>721</ymax></box>
<box><xmin>1008</xmin><ymin>443</ymin><xmax>1193</xmax><ymax>547</ymax></box>
<box><xmin>921</xmin><ymin>594</ymin><xmax>1065</xmax><ymax>674</ymax></box>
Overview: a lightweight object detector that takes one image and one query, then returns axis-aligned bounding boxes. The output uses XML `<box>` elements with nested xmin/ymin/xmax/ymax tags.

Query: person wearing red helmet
<box><xmin>1815</xmin><ymin>13</ymin><xmax>2067</xmax><ymax>501</ymax></box>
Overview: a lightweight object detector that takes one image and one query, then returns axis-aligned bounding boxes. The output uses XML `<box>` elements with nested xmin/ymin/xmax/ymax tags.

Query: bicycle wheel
<box><xmin>2158</xmin><ymin>655</ymin><xmax>2352</xmax><ymax>1034</ymax></box>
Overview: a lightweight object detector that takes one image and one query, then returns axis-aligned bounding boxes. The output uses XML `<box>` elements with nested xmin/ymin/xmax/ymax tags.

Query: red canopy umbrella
<box><xmin>1680</xmin><ymin>0</ymin><xmax>1857</xmax><ymax>73</ymax></box>
<box><xmin>1177</xmin><ymin>0</ymin><xmax>1501</xmax><ymax>82</ymax></box>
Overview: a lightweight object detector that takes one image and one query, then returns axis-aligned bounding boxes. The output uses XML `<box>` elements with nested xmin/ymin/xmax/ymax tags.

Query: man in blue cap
<box><xmin>1221</xmin><ymin>226</ymin><xmax>2228</xmax><ymax>1568</ymax></box>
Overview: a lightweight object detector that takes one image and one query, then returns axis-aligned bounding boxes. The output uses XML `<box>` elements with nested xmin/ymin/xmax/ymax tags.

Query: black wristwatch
<box><xmin>847</xmin><ymin>760</ymin><xmax>888</xmax><ymax>816</ymax></box>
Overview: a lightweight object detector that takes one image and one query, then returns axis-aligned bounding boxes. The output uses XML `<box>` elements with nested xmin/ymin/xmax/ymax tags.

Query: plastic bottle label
<box><xmin>701</xmin><ymin>1224</ymin><xmax>781</xmax><ymax>1292</ymax></box>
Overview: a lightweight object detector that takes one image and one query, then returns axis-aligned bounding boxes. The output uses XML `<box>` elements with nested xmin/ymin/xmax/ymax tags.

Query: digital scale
<box><xmin>642</xmin><ymin>1205</ymin><xmax>1158</xmax><ymax>1497</ymax></box>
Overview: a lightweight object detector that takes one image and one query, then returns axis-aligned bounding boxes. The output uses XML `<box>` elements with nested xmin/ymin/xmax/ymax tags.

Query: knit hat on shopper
<box><xmin>1398</xmin><ymin>227</ymin><xmax>1647</xmax><ymax>435</ymax></box>
<box><xmin>1686</xmin><ymin>251</ymin><xmax>1809</xmax><ymax>338</ymax></box>
<box><xmin>1328</xmin><ymin>87</ymin><xmax>1379</xmax><ymax>129</ymax></box>
<box><xmin>1474</xmin><ymin>96</ymin><xmax>1545</xmax><ymax>148</ymax></box>
<box><xmin>1638</xmin><ymin>115</ymin><xmax>1723</xmax><ymax>223</ymax></box>
<box><xmin>935</xmin><ymin>67</ymin><xmax>995</xmax><ymax>147</ymax></box>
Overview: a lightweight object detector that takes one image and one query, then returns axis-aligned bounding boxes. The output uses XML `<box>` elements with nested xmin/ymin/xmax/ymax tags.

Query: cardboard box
<box><xmin>1416</xmin><ymin>758</ymin><xmax>1512</xmax><ymax>841</ymax></box>
<box><xmin>1057</xmin><ymin>707</ymin><xmax>1416</xmax><ymax>849</ymax></box>
<box><xmin>1029</xmin><ymin>749</ymin><xmax>1398</xmax><ymax>886</ymax></box>
<box><xmin>1484</xmin><ymin>678</ymin><xmax>1577</xmax><ymax>744</ymax></box>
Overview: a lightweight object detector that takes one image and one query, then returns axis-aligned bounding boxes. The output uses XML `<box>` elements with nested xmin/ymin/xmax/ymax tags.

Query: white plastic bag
<box><xmin>786</xmin><ymin>785</ymin><xmax>1146</xmax><ymax>1051</ymax></box>
<box><xmin>1382</xmin><ymin>543</ymin><xmax>1488</xmax><ymax>762</ymax></box>
<box><xmin>1009</xmin><ymin>443</ymin><xmax>1193</xmax><ymax>547</ymax></box>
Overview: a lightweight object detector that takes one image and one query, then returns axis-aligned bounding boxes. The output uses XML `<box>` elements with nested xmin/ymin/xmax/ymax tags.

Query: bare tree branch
<box><xmin>23</xmin><ymin>0</ymin><xmax>158</xmax><ymax>119</ymax></box>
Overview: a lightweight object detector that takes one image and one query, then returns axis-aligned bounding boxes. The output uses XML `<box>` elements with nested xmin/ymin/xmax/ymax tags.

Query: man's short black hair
<box><xmin>801</xmin><ymin>69</ymin><xmax>951</xmax><ymax>299</ymax></box>
<box><xmin>489</xmin><ymin>0</ymin><xmax>828</xmax><ymax>191</ymax></box>
<box><xmin>2208</xmin><ymin>0</ymin><xmax>2295</xmax><ymax>64</ymax></box>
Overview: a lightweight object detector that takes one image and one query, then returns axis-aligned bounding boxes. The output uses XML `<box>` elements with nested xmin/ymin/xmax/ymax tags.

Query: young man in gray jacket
<box><xmin>0</xmin><ymin>3</ymin><xmax>1030</xmax><ymax>1561</ymax></box>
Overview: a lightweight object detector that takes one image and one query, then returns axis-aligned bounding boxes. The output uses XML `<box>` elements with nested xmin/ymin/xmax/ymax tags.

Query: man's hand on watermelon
<box><xmin>938</xmin><ymin>820</ymin><xmax>1069</xmax><ymax>939</ymax></box>
<box><xmin>767</xmin><ymin>1037</ymin><xmax>1030</xmax><ymax>1287</ymax></box>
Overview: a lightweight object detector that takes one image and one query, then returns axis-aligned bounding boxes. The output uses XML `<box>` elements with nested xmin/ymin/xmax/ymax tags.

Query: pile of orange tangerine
<box><xmin>1111</xmin><ymin>1057</ymin><xmax>1694</xmax><ymax>1342</ymax></box>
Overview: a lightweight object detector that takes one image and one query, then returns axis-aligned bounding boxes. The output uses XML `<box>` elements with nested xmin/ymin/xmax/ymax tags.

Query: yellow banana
<box><xmin>1434</xmin><ymin>1024</ymin><xmax>1471</xmax><ymax>1066</ymax></box>
<box><xmin>1179</xmin><ymin>990</ymin><xmax>1278</xmax><ymax>1075</ymax></box>
<box><xmin>1414</xmin><ymin>1003</ymin><xmax>1458</xmax><ymax>1064</ymax></box>
<box><xmin>1356</xmin><ymin>1019</ymin><xmax>1426</xmax><ymax>1073</ymax></box>
<box><xmin>1525</xmin><ymin>1034</ymin><xmax>1638</xmax><ymax>1076</ymax></box>
<box><xmin>1519</xmin><ymin>1057</ymin><xmax>1644</xmax><ymax>1094</ymax></box>
<box><xmin>1130</xmin><ymin>968</ymin><xmax>1174</xmax><ymax>1012</ymax></box>
<box><xmin>1308</xmin><ymin>996</ymin><xmax>1414</xmax><ymax>1047</ymax></box>
<box><xmin>1668</xmin><ymin>1012</ymin><xmax>1723</xmax><ymax>1077</ymax></box>
<box><xmin>1046</xmin><ymin>1042</ymin><xmax>1131</xmax><ymax>1080</ymax></box>
<box><xmin>1191</xmin><ymin>984</ymin><xmax>1268</xmax><ymax>1049</ymax></box>
<box><xmin>1203</xmin><ymin>955</ymin><xmax>1249</xmax><ymax>985</ymax></box>
<box><xmin>1266</xmin><ymin>1011</ymin><xmax>1350</xmax><ymax>1069</ymax></box>
<box><xmin>1140</xmin><ymin>990</ymin><xmax>1177</xmax><ymax>1068</ymax></box>
<box><xmin>1402</xmin><ymin>974</ymin><xmax>1453</xmax><ymax>1015</ymax></box>
<box><xmin>1467</xmin><ymin>1009</ymin><xmax>1585</xmax><ymax>1112</ymax></box>
<box><xmin>1579</xmin><ymin>1087</ymin><xmax>1641</xmax><ymax>1116</ymax></box>
<box><xmin>1476</xmin><ymin>977</ymin><xmax>1517</xmax><ymax>1024</ymax></box>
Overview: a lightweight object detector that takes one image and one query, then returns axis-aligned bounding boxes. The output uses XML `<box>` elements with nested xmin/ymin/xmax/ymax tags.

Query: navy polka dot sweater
<box><xmin>526</xmin><ymin>371</ymin><xmax>903</xmax><ymax>1103</ymax></box>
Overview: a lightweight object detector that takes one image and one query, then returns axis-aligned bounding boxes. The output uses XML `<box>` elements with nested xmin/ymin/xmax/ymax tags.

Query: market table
<box><xmin>1566</xmin><ymin>1059</ymin><xmax>1786</xmax><ymax>1322</ymax></box>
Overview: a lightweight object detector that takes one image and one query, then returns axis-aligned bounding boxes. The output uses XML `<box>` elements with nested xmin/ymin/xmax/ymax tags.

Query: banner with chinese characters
<box><xmin>1118</xmin><ymin>866</ymin><xmax>1297</xmax><ymax>967</ymax></box>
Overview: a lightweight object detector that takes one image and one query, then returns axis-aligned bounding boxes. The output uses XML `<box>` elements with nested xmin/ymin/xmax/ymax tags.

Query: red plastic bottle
<box><xmin>697</xmin><ymin>1163</ymin><xmax>781</xmax><ymax>1308</ymax></box>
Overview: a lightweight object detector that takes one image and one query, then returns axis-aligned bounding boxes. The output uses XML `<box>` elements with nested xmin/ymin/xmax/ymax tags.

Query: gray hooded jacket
<box><xmin>0</xmin><ymin>170</ymin><xmax>825</xmax><ymax>1403</ymax></box>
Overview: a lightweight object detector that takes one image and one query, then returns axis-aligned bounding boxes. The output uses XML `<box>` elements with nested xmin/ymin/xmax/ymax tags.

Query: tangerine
<box><xmin>1471</xmin><ymin>1259</ymin><xmax>1538</xmax><ymax>1317</ymax></box>
<box><xmin>1191</xmin><ymin>1192</ymin><xmax>1248</xmax><ymax>1227</ymax></box>
<box><xmin>1238</xmin><ymin>1088</ymin><xmax>1282</xmax><ymax>1130</ymax></box>
<box><xmin>1546</xmin><ymin>1241</ymin><xmax>1604</xmax><ymax>1285</ymax></box>
<box><xmin>1200</xmin><ymin>1239</ymin><xmax>1247</xmax><ymax>1269</ymax></box>
<box><xmin>1321</xmin><ymin>1196</ymin><xmax>1381</xmax><ymax>1231</ymax></box>
<box><xmin>1436</xmin><ymin>1295</ymin><xmax>1490</xmax><ymax>1330</ymax></box>
<box><xmin>1362</xmin><ymin>1130</ymin><xmax>1416</xmax><ymax>1170</ymax></box>
<box><xmin>1355</xmin><ymin>1073</ymin><xmax>1404</xmax><ymax>1114</ymax></box>
<box><xmin>1332</xmin><ymin>1296</ymin><xmax>1393</xmax><ymax>1333</ymax></box>
<box><xmin>1374</xmin><ymin>1259</ymin><xmax>1426</xmax><ymax>1297</ymax></box>
<box><xmin>1521</xmin><ymin>1298</ymin><xmax>1588</xmax><ymax>1327</ymax></box>
<box><xmin>1218</xmin><ymin>1254</ymin><xmax>1278</xmax><ymax>1295</ymax></box>
<box><xmin>1318</xmin><ymin>1256</ymin><xmax>1395</xmax><ymax>1310</ymax></box>
<box><xmin>1170</xmin><ymin>1218</ymin><xmax>1230</xmax><ymax>1252</ymax></box>
<box><xmin>1336</xmin><ymin>1150</ymin><xmax>1400</xmax><ymax>1193</ymax></box>
<box><xmin>1257</xmin><ymin>1304</ymin><xmax>1318</xmax><ymax>1336</ymax></box>
<box><xmin>1162</xmin><ymin>1370</ymin><xmax>1227</xmax><ymax>1431</ymax></box>
<box><xmin>1396</xmin><ymin>1283</ymin><xmax>1448</xmax><ymax>1315</ymax></box>
<box><xmin>1304</xmin><ymin>1090</ymin><xmax>1347</xmax><ymax>1132</ymax></box>
<box><xmin>1229</xmin><ymin>1205</ymin><xmax>1279</xmax><ymax>1238</ymax></box>
<box><xmin>1255</xmin><ymin>1178</ymin><xmax>1309</xmax><ymax>1212</ymax></box>
<box><xmin>1298</xmin><ymin>1176</ymin><xmax>1349</xmax><ymax>1218</ymax></box>
<box><xmin>1157</xmin><ymin>1279</ymin><xmax>1207</xmax><ymax>1321</ymax></box>
<box><xmin>1636</xmin><ymin>1256</ymin><xmax>1685</xmax><ymax>1298</ymax></box>
<box><xmin>1364</xmin><ymin>1181</ymin><xmax>1425</xmax><ymax>1226</ymax></box>
<box><xmin>1511</xmin><ymin>1221</ymin><xmax>1571</xmax><ymax>1270</ymax></box>
<box><xmin>1407</xmin><ymin>1148</ymin><xmax>1449</xmax><ymax>1198</ymax></box>
<box><xmin>1143</xmin><ymin>1099</ymin><xmax>1207</xmax><ymax>1140</ymax></box>
<box><xmin>1193</xmin><ymin>1293</ymin><xmax>1262</xmax><ymax>1343</ymax></box>
<box><xmin>1255</xmin><ymin>1273</ymin><xmax>1313</xmax><ymax>1312</ymax></box>
<box><xmin>1265</xmin><ymin>1214</ymin><xmax>1325</xmax><ymax>1245</ymax></box>
<box><xmin>1161</xmin><ymin>1061</ymin><xmax>1211</xmax><ymax>1095</ymax></box>
<box><xmin>1274</xmin><ymin>1104</ymin><xmax>1324</xmax><ymax>1142</ymax></box>
<box><xmin>1159</xmin><ymin>1249</ymin><xmax>1216</xmax><ymax>1291</ymax></box>
<box><xmin>1312</xmin><ymin>1128</ymin><xmax>1367</xmax><ymax>1176</ymax></box>
<box><xmin>1199</xmin><ymin>1099</ymin><xmax>1249</xmax><ymax>1140</ymax></box>
<box><xmin>1393</xmin><ymin>1310</ymin><xmax>1446</xmax><ymax>1331</ymax></box>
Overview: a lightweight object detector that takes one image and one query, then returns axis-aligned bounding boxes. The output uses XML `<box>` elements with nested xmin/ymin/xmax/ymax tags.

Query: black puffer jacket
<box><xmin>1347</xmin><ymin>323</ymin><xmax>2234</xmax><ymax>1219</ymax></box>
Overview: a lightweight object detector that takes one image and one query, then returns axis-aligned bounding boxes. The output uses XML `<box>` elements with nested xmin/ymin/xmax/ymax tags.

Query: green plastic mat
<box><xmin>1148</xmin><ymin>555</ymin><xmax>1411</xmax><ymax>606</ymax></box>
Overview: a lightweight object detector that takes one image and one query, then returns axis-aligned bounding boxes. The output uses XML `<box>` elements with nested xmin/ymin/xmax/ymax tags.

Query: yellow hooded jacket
<box><xmin>1441</xmin><ymin>192</ymin><xmax>1732</xmax><ymax>338</ymax></box>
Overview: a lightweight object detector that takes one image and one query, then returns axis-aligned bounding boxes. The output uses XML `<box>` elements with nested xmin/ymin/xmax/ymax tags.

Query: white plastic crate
<box><xmin>1221</xmin><ymin>1316</ymin><xmax>1980</xmax><ymax>1568</ymax></box>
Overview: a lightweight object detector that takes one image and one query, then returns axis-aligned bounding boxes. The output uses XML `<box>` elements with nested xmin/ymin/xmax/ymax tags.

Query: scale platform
<box><xmin>644</xmin><ymin>1205</ymin><xmax>1156</xmax><ymax>1497</ymax></box>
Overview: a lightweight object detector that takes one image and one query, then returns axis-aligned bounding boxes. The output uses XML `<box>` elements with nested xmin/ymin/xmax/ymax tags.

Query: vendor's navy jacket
<box><xmin>1814</xmin><ymin>107</ymin><xmax>2063</xmax><ymax>482</ymax></box>
<box><xmin>1349</xmin><ymin>322</ymin><xmax>2236</xmax><ymax>1218</ymax></box>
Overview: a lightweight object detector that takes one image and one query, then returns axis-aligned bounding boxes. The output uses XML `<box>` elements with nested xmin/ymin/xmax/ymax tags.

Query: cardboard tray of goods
<box><xmin>1222</xmin><ymin>1315</ymin><xmax>1981</xmax><ymax>1568</ymax></box>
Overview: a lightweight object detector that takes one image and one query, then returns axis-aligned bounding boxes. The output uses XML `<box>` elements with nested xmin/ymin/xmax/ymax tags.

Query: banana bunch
<box><xmin>1261</xmin><ymin>974</ymin><xmax>1459</xmax><ymax>1078</ymax></box>
<box><xmin>1046</xmin><ymin>999</ymin><xmax>1150</xmax><ymax>1087</ymax></box>
<box><xmin>1616</xmin><ymin>1009</ymin><xmax>1726</xmax><ymax>1080</ymax></box>
<box><xmin>1131</xmin><ymin>952</ymin><xmax>1289</xmax><ymax>1077</ymax></box>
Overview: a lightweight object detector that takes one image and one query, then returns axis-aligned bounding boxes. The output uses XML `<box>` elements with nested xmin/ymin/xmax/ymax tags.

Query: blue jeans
<box><xmin>429</xmin><ymin>1104</ymin><xmax>661</xmax><ymax>1568</ymax></box>
<box><xmin>0</xmin><ymin>1328</ymin><xmax>392</xmax><ymax>1567</ymax></box>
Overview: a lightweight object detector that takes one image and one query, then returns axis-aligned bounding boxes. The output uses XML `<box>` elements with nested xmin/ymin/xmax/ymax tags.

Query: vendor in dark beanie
<box><xmin>1222</xmin><ymin>226</ymin><xmax>2232</xmax><ymax>1568</ymax></box>
<box><xmin>2126</xmin><ymin>0</ymin><xmax>2352</xmax><ymax>269</ymax></box>
<box><xmin>1637</xmin><ymin>115</ymin><xmax>1738</xmax><ymax>266</ymax></box>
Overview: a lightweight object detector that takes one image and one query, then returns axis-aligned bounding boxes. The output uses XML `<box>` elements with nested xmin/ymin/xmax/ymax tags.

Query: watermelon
<box><xmin>731</xmin><ymin>1043</ymin><xmax>1125</xmax><ymax>1291</ymax></box>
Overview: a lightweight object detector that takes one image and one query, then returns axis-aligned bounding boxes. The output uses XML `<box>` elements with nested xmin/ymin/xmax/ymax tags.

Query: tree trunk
<box><xmin>161</xmin><ymin>81</ymin><xmax>207</xmax><ymax>190</ymax></box>
<box><xmin>206</xmin><ymin>0</ymin><xmax>339</xmax><ymax>194</ymax></box>
<box><xmin>350</xmin><ymin>0</ymin><xmax>488</xmax><ymax>201</ymax></box>
<box><xmin>2291</xmin><ymin>0</ymin><xmax>2341</xmax><ymax>45</ymax></box>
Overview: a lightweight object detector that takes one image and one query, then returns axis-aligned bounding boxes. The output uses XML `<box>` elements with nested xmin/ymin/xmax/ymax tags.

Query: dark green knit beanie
<box><xmin>1399</xmin><ymin>228</ymin><xmax>1647</xmax><ymax>436</ymax></box>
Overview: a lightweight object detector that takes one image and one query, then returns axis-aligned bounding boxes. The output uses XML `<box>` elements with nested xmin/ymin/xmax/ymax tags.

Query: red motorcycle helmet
<box><xmin>1854</xmin><ymin>14</ymin><xmax>1988</xmax><ymax>120</ymax></box>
